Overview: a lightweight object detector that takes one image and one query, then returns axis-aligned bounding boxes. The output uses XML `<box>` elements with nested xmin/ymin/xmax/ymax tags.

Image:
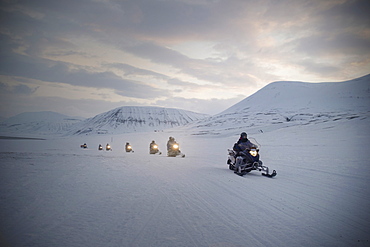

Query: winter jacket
<box><xmin>167</xmin><ymin>140</ymin><xmax>176</xmax><ymax>150</ymax></box>
<box><xmin>233</xmin><ymin>138</ymin><xmax>257</xmax><ymax>152</ymax></box>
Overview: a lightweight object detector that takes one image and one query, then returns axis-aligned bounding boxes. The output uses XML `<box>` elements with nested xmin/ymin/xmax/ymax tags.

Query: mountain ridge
<box><xmin>222</xmin><ymin>74</ymin><xmax>370</xmax><ymax>114</ymax></box>
<box><xmin>0</xmin><ymin>111</ymin><xmax>84</xmax><ymax>137</ymax></box>
<box><xmin>68</xmin><ymin>106</ymin><xmax>209</xmax><ymax>135</ymax></box>
<box><xmin>183</xmin><ymin>74</ymin><xmax>370</xmax><ymax>136</ymax></box>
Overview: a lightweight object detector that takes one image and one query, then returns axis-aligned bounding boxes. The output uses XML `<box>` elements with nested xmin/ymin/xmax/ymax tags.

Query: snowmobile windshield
<box><xmin>248</xmin><ymin>137</ymin><xmax>261</xmax><ymax>149</ymax></box>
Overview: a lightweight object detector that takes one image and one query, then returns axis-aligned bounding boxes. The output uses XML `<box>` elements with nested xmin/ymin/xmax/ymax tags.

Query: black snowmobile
<box><xmin>227</xmin><ymin>138</ymin><xmax>276</xmax><ymax>177</ymax></box>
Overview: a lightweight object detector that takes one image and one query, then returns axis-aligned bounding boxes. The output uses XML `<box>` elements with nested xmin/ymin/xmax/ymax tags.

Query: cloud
<box><xmin>0</xmin><ymin>81</ymin><xmax>38</xmax><ymax>95</ymax></box>
<box><xmin>13</xmin><ymin>84</ymin><xmax>39</xmax><ymax>95</ymax></box>
<box><xmin>124</xmin><ymin>42</ymin><xmax>190</xmax><ymax>68</ymax></box>
<box><xmin>105</xmin><ymin>63</ymin><xmax>169</xmax><ymax>80</ymax></box>
<box><xmin>167</xmin><ymin>78</ymin><xmax>203</xmax><ymax>89</ymax></box>
<box><xmin>292</xmin><ymin>32</ymin><xmax>370</xmax><ymax>57</ymax></box>
<box><xmin>1</xmin><ymin>0</ymin><xmax>369</xmax><ymax>117</ymax></box>
<box><xmin>0</xmin><ymin>93</ymin><xmax>137</xmax><ymax>118</ymax></box>
<box><xmin>0</xmin><ymin>45</ymin><xmax>170</xmax><ymax>99</ymax></box>
<box><xmin>296</xmin><ymin>59</ymin><xmax>340</xmax><ymax>77</ymax></box>
<box><xmin>317</xmin><ymin>0</ymin><xmax>370</xmax><ymax>29</ymax></box>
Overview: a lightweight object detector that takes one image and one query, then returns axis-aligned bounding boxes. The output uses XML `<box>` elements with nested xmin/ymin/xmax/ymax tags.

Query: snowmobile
<box><xmin>149</xmin><ymin>142</ymin><xmax>162</xmax><ymax>155</ymax></box>
<box><xmin>106</xmin><ymin>143</ymin><xmax>112</xmax><ymax>151</ymax></box>
<box><xmin>125</xmin><ymin>143</ymin><xmax>134</xmax><ymax>153</ymax></box>
<box><xmin>80</xmin><ymin>143</ymin><xmax>87</xmax><ymax>149</ymax></box>
<box><xmin>98</xmin><ymin>144</ymin><xmax>103</xmax><ymax>150</ymax></box>
<box><xmin>167</xmin><ymin>142</ymin><xmax>185</xmax><ymax>158</ymax></box>
<box><xmin>227</xmin><ymin>138</ymin><xmax>276</xmax><ymax>177</ymax></box>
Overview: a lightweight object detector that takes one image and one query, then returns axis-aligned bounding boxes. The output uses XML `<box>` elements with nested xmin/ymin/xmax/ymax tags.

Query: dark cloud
<box><xmin>104</xmin><ymin>0</ymin><xmax>216</xmax><ymax>40</ymax></box>
<box><xmin>0</xmin><ymin>45</ymin><xmax>169</xmax><ymax>99</ymax></box>
<box><xmin>124</xmin><ymin>42</ymin><xmax>189</xmax><ymax>67</ymax></box>
<box><xmin>292</xmin><ymin>32</ymin><xmax>370</xmax><ymax>57</ymax></box>
<box><xmin>318</xmin><ymin>0</ymin><xmax>370</xmax><ymax>28</ymax></box>
<box><xmin>296</xmin><ymin>59</ymin><xmax>340</xmax><ymax>77</ymax></box>
<box><xmin>13</xmin><ymin>84</ymin><xmax>39</xmax><ymax>95</ymax></box>
<box><xmin>0</xmin><ymin>80</ymin><xmax>37</xmax><ymax>96</ymax></box>
<box><xmin>105</xmin><ymin>63</ymin><xmax>169</xmax><ymax>80</ymax></box>
<box><xmin>0</xmin><ymin>81</ymin><xmax>6</xmax><ymax>90</ymax></box>
<box><xmin>0</xmin><ymin>93</ymin><xmax>143</xmax><ymax>118</ymax></box>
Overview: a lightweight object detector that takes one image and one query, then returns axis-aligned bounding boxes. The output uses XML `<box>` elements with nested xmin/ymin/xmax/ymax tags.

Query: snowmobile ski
<box><xmin>262</xmin><ymin>170</ymin><xmax>277</xmax><ymax>178</ymax></box>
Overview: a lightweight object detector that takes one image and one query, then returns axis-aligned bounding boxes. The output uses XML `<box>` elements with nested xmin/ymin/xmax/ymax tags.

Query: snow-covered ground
<box><xmin>1</xmin><ymin>115</ymin><xmax>369</xmax><ymax>247</ymax></box>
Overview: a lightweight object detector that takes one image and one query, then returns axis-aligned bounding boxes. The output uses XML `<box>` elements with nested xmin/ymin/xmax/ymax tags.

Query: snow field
<box><xmin>0</xmin><ymin>117</ymin><xmax>370</xmax><ymax>247</ymax></box>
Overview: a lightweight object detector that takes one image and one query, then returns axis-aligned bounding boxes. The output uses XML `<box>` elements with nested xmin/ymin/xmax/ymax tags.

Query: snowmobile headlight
<box><xmin>153</xmin><ymin>145</ymin><xmax>158</xmax><ymax>149</ymax></box>
<box><xmin>249</xmin><ymin>150</ymin><xmax>258</xmax><ymax>157</ymax></box>
<box><xmin>107</xmin><ymin>145</ymin><xmax>111</xmax><ymax>149</ymax></box>
<box><xmin>127</xmin><ymin>145</ymin><xmax>132</xmax><ymax>149</ymax></box>
<box><xmin>173</xmin><ymin>144</ymin><xmax>179</xmax><ymax>149</ymax></box>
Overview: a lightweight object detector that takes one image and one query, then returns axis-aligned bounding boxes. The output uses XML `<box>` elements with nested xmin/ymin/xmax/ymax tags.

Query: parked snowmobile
<box><xmin>167</xmin><ymin>141</ymin><xmax>185</xmax><ymax>158</ymax></box>
<box><xmin>227</xmin><ymin>137</ymin><xmax>276</xmax><ymax>177</ymax></box>
<box><xmin>106</xmin><ymin>143</ymin><xmax>112</xmax><ymax>151</ymax></box>
<box><xmin>149</xmin><ymin>141</ymin><xmax>162</xmax><ymax>155</ymax></box>
<box><xmin>125</xmin><ymin>142</ymin><xmax>134</xmax><ymax>153</ymax></box>
<box><xmin>98</xmin><ymin>144</ymin><xmax>103</xmax><ymax>150</ymax></box>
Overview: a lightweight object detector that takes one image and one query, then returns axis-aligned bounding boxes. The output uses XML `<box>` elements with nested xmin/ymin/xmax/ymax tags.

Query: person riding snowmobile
<box><xmin>167</xmin><ymin>137</ymin><xmax>176</xmax><ymax>151</ymax></box>
<box><xmin>233</xmin><ymin>132</ymin><xmax>260</xmax><ymax>174</ymax></box>
<box><xmin>125</xmin><ymin>142</ymin><xmax>133</xmax><ymax>152</ymax></box>
<box><xmin>150</xmin><ymin>140</ymin><xmax>161</xmax><ymax>154</ymax></box>
<box><xmin>106</xmin><ymin>143</ymin><xmax>111</xmax><ymax>151</ymax></box>
<box><xmin>166</xmin><ymin>137</ymin><xmax>185</xmax><ymax>157</ymax></box>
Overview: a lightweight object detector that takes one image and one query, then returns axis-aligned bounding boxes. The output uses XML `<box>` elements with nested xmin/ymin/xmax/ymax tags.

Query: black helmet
<box><xmin>240</xmin><ymin>132</ymin><xmax>247</xmax><ymax>138</ymax></box>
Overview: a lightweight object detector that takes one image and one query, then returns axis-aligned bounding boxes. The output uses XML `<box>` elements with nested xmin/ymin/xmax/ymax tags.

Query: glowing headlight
<box><xmin>249</xmin><ymin>150</ymin><xmax>258</xmax><ymax>157</ymax></box>
<box><xmin>107</xmin><ymin>145</ymin><xmax>111</xmax><ymax>149</ymax></box>
<box><xmin>153</xmin><ymin>145</ymin><xmax>158</xmax><ymax>149</ymax></box>
<box><xmin>173</xmin><ymin>144</ymin><xmax>179</xmax><ymax>149</ymax></box>
<box><xmin>127</xmin><ymin>145</ymin><xmax>132</xmax><ymax>149</ymax></box>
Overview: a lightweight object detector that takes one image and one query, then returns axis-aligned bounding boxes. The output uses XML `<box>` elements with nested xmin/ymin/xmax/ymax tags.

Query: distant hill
<box><xmin>184</xmin><ymin>74</ymin><xmax>370</xmax><ymax>136</ymax></box>
<box><xmin>68</xmin><ymin>106</ymin><xmax>209</xmax><ymax>135</ymax></box>
<box><xmin>0</xmin><ymin>111</ymin><xmax>83</xmax><ymax>137</ymax></box>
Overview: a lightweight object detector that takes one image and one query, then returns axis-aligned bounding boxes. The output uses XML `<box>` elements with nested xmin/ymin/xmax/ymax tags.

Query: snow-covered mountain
<box><xmin>0</xmin><ymin>111</ymin><xmax>83</xmax><ymax>137</ymax></box>
<box><xmin>1</xmin><ymin>75</ymin><xmax>369</xmax><ymax>137</ymax></box>
<box><xmin>68</xmin><ymin>106</ymin><xmax>209</xmax><ymax>135</ymax></box>
<box><xmin>184</xmin><ymin>74</ymin><xmax>370</xmax><ymax>136</ymax></box>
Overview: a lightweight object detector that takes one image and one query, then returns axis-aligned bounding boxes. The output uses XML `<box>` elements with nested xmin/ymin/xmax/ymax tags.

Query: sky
<box><xmin>0</xmin><ymin>0</ymin><xmax>369</xmax><ymax>118</ymax></box>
